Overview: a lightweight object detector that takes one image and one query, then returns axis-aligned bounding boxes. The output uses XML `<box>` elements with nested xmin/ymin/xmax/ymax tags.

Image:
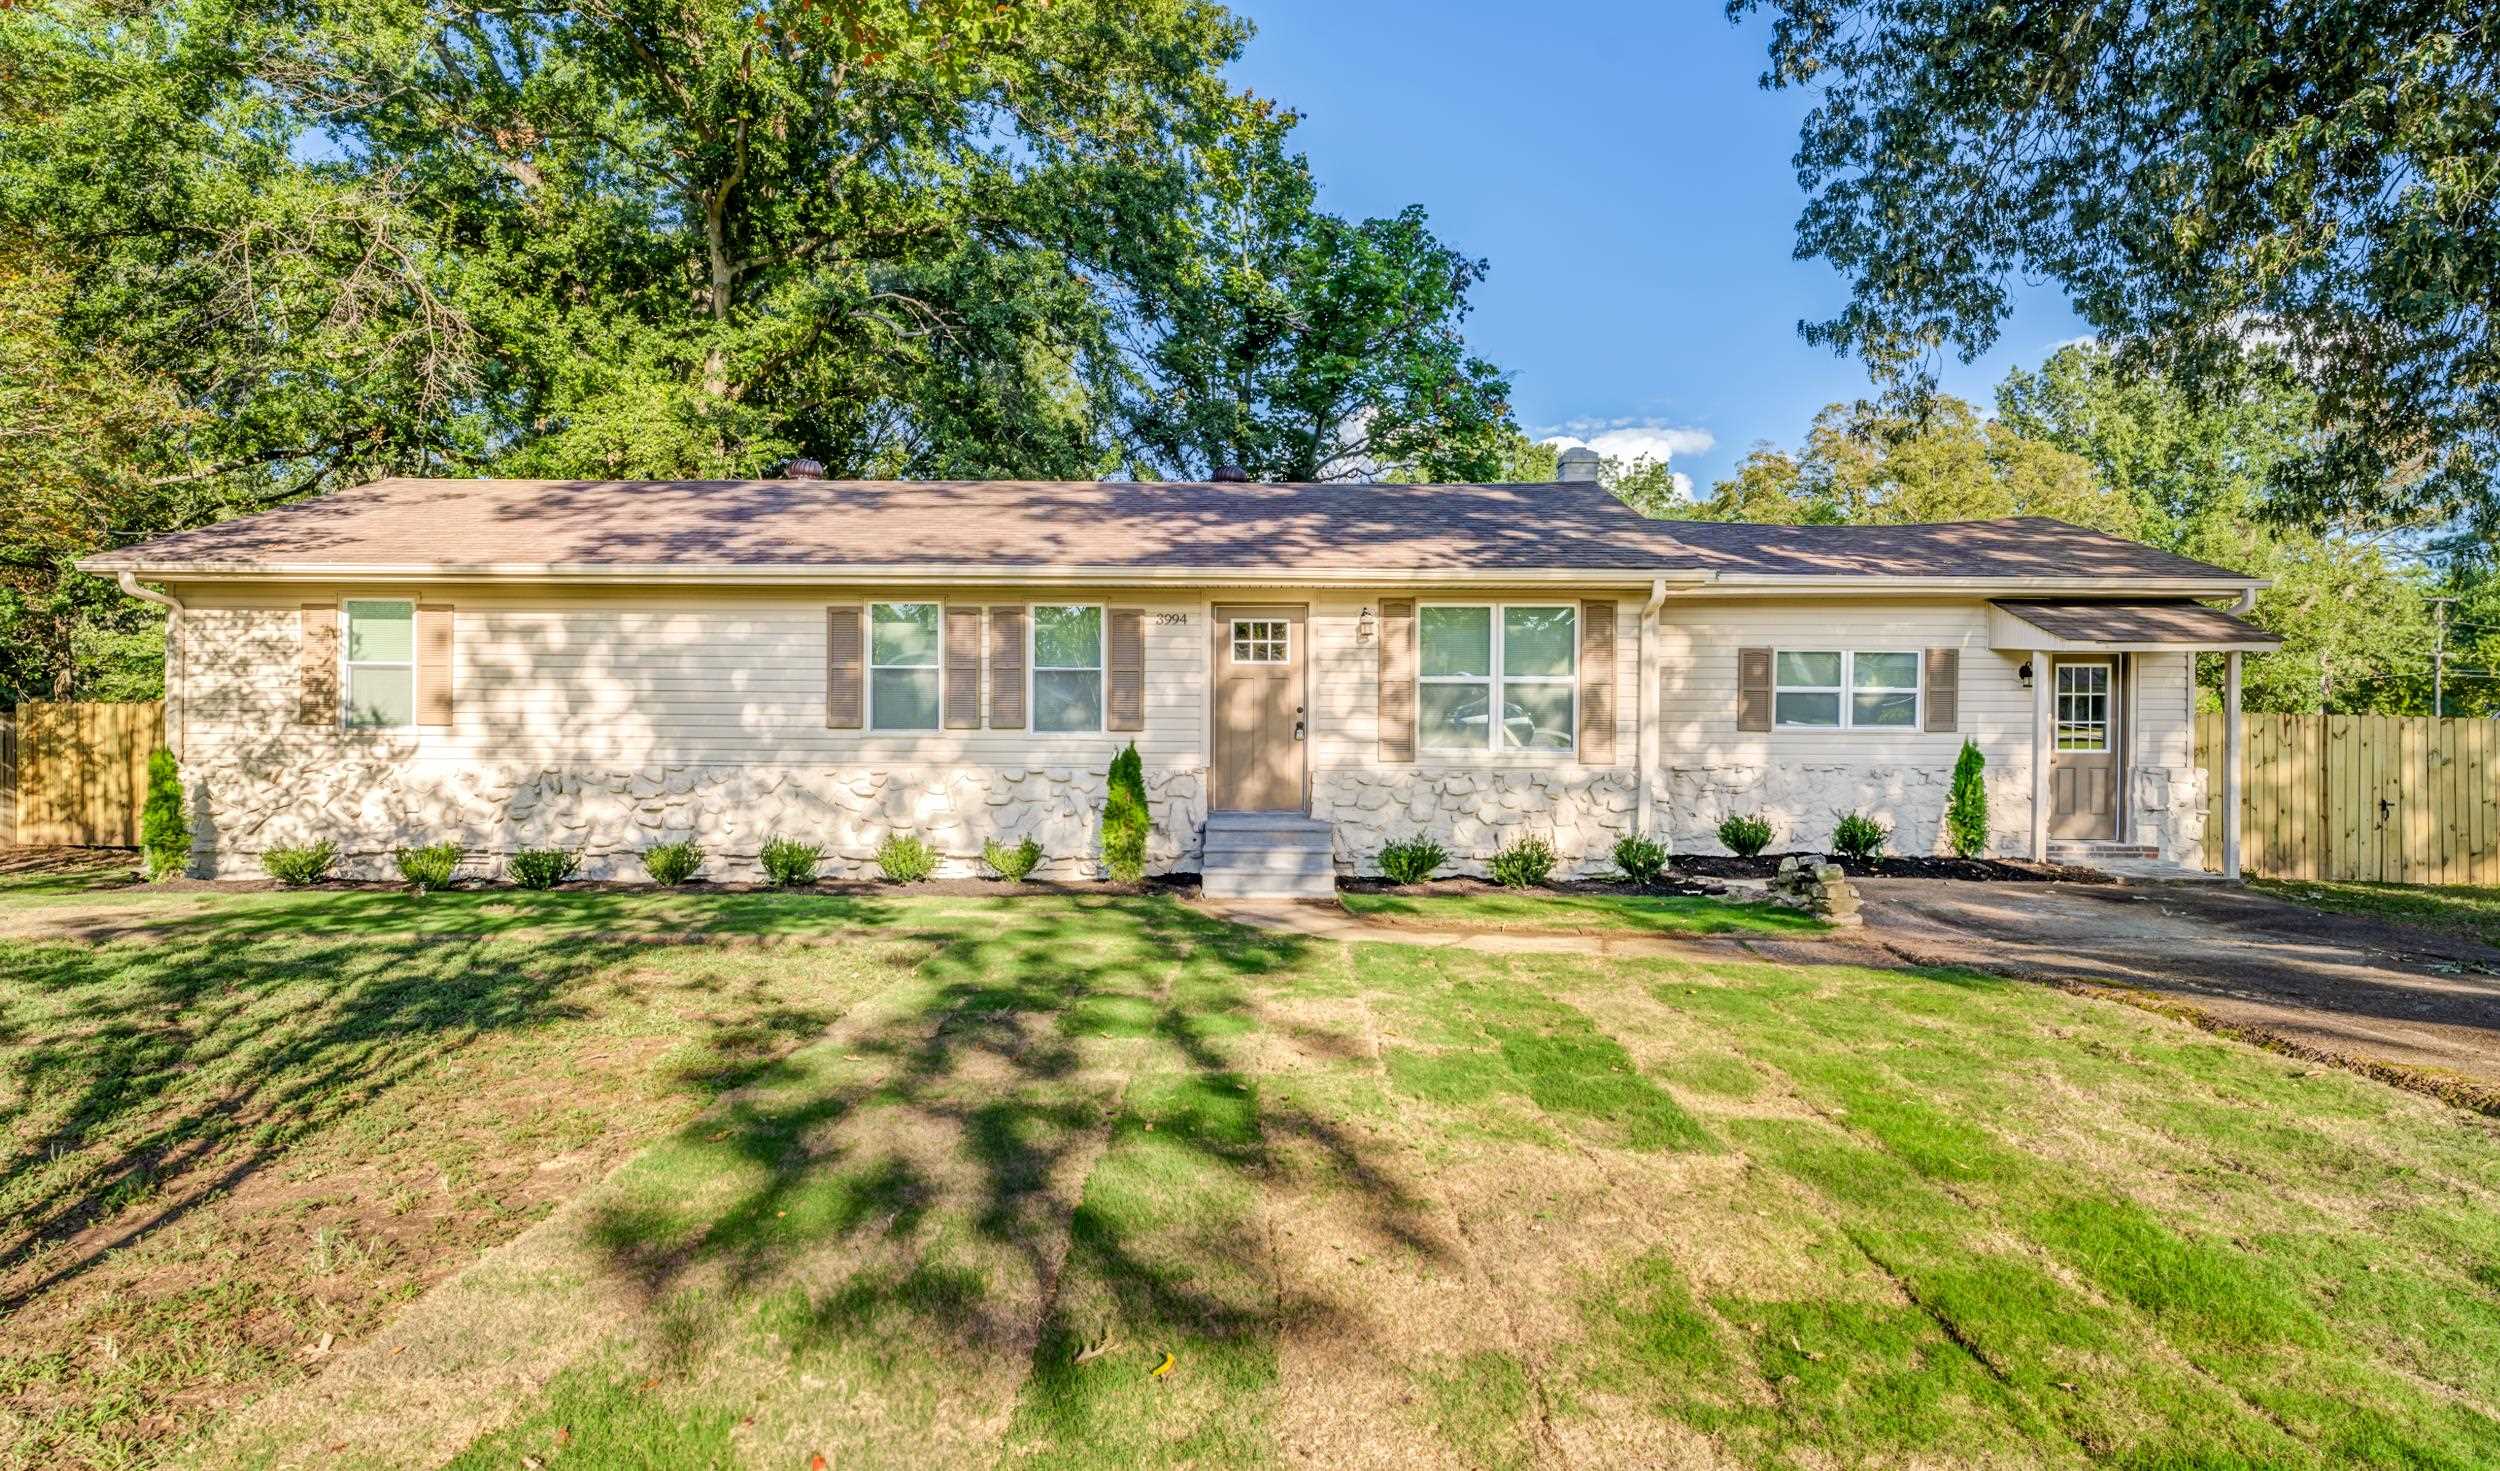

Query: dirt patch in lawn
<box><xmin>1674</xmin><ymin>851</ymin><xmax>2109</xmax><ymax>883</ymax></box>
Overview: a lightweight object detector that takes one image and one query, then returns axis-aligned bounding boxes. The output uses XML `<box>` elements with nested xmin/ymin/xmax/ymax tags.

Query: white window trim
<box><xmin>1030</xmin><ymin>602</ymin><xmax>1106</xmax><ymax>735</ymax></box>
<box><xmin>1772</xmin><ymin>649</ymin><xmax>1924</xmax><ymax>731</ymax></box>
<box><xmin>340</xmin><ymin>597</ymin><xmax>417</xmax><ymax>732</ymax></box>
<box><xmin>867</xmin><ymin>600</ymin><xmax>945</xmax><ymax>732</ymax></box>
<box><xmin>1417</xmin><ymin>601</ymin><xmax>1579</xmax><ymax>755</ymax></box>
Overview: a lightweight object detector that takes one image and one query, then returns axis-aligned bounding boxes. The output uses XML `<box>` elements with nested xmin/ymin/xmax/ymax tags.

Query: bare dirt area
<box><xmin>1847</xmin><ymin>878</ymin><xmax>2500</xmax><ymax>1104</ymax></box>
<box><xmin>1674</xmin><ymin>850</ymin><xmax>2110</xmax><ymax>883</ymax></box>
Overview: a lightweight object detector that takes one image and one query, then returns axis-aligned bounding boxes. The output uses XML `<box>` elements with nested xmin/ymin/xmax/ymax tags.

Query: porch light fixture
<box><xmin>2018</xmin><ymin>660</ymin><xmax>2034</xmax><ymax>689</ymax></box>
<box><xmin>1357</xmin><ymin>606</ymin><xmax>1375</xmax><ymax>643</ymax></box>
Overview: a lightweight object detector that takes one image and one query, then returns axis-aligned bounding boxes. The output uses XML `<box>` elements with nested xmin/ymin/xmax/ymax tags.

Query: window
<box><xmin>870</xmin><ymin>602</ymin><xmax>941</xmax><ymax>730</ymax></box>
<box><xmin>2056</xmin><ymin>662</ymin><xmax>2112</xmax><ymax>750</ymax></box>
<box><xmin>1032</xmin><ymin>604</ymin><xmax>1103</xmax><ymax>733</ymax></box>
<box><xmin>1774</xmin><ymin>650</ymin><xmax>1921</xmax><ymax>730</ymax></box>
<box><xmin>1418</xmin><ymin>603</ymin><xmax>1577</xmax><ymax>753</ymax></box>
<box><xmin>1231</xmin><ymin>619</ymin><xmax>1288</xmax><ymax>664</ymax></box>
<box><xmin>343</xmin><ymin>599</ymin><xmax>414</xmax><ymax>728</ymax></box>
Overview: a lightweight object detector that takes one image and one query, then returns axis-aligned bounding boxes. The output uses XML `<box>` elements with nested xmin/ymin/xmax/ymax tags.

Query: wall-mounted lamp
<box><xmin>2017</xmin><ymin>661</ymin><xmax>2034</xmax><ymax>689</ymax></box>
<box><xmin>1357</xmin><ymin>606</ymin><xmax>1375</xmax><ymax>643</ymax></box>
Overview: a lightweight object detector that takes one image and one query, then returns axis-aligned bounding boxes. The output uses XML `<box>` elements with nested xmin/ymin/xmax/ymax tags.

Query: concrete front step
<box><xmin>1200</xmin><ymin>810</ymin><xmax>1338</xmax><ymax>899</ymax></box>
<box><xmin>1202</xmin><ymin>870</ymin><xmax>1338</xmax><ymax>900</ymax></box>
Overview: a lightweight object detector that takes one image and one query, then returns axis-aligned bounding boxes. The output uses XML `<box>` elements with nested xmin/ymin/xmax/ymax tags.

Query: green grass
<box><xmin>2253</xmin><ymin>877</ymin><xmax>2500</xmax><ymax>945</ymax></box>
<box><xmin>5</xmin><ymin>871</ymin><xmax>2498</xmax><ymax>1469</ymax></box>
<box><xmin>1338</xmin><ymin>888</ymin><xmax>1826</xmax><ymax>936</ymax></box>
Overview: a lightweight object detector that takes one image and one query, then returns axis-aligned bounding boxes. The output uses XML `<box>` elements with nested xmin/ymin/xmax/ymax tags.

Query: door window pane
<box><xmin>2056</xmin><ymin>664</ymin><xmax>2111</xmax><ymax>750</ymax></box>
<box><xmin>1500</xmin><ymin>606</ymin><xmax>1576</xmax><ymax>677</ymax></box>
<box><xmin>1231</xmin><ymin>619</ymin><xmax>1288</xmax><ymax>663</ymax></box>
<box><xmin>1420</xmin><ymin>607</ymin><xmax>1492</xmax><ymax>678</ymax></box>
<box><xmin>1419</xmin><ymin>683</ymin><xmax>1489</xmax><ymax>751</ymax></box>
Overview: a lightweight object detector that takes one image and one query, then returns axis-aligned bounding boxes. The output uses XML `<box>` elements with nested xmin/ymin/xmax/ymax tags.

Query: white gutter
<box><xmin>115</xmin><ymin>571</ymin><xmax>186</xmax><ymax>761</ymax></box>
<box><xmin>2229</xmin><ymin>587</ymin><xmax>2258</xmax><ymax>614</ymax></box>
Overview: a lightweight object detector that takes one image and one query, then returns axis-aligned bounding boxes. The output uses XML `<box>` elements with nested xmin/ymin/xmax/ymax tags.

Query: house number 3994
<box><xmin>1154</xmin><ymin>613</ymin><xmax>1190</xmax><ymax>626</ymax></box>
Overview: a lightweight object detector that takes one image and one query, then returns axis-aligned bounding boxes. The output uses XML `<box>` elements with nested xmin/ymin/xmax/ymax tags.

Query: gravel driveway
<box><xmin>1844</xmin><ymin>878</ymin><xmax>2500</xmax><ymax>1091</ymax></box>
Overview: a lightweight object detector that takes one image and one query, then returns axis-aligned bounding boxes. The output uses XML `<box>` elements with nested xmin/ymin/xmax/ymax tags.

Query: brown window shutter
<box><xmin>297</xmin><ymin>604</ymin><xmax>338</xmax><ymax>725</ymax></box>
<box><xmin>944</xmin><ymin>606</ymin><xmax>983</xmax><ymax>730</ymax></box>
<box><xmin>1578</xmin><ymin>600</ymin><xmax>1617</xmax><ymax>764</ymax></box>
<box><xmin>1736</xmin><ymin>646</ymin><xmax>1773</xmax><ymax>732</ymax></box>
<box><xmin>1924</xmin><ymin>647</ymin><xmax>1960</xmax><ymax>732</ymax></box>
<box><xmin>824</xmin><ymin>606</ymin><xmax>863</xmax><ymax>728</ymax></box>
<box><xmin>416</xmin><ymin>604</ymin><xmax>455</xmax><ymax>729</ymax></box>
<box><xmin>1107</xmin><ymin>607</ymin><xmax>1146</xmax><ymax>732</ymax></box>
<box><xmin>988</xmin><ymin>606</ymin><xmax>1027</xmax><ymax>729</ymax></box>
<box><xmin>1377</xmin><ymin>598</ymin><xmax>1416</xmax><ymax>761</ymax></box>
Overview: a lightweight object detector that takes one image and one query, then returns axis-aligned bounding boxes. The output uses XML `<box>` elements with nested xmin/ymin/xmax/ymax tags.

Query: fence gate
<box><xmin>11</xmin><ymin>701</ymin><xmax>164</xmax><ymax>847</ymax></box>
<box><xmin>2198</xmin><ymin>712</ymin><xmax>2500</xmax><ymax>884</ymax></box>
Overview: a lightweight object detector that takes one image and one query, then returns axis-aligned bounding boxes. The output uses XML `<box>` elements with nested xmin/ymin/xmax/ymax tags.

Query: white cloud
<box><xmin>1539</xmin><ymin>422</ymin><xmax>1717</xmax><ymax>463</ymax></box>
<box><xmin>1673</xmin><ymin>470</ymin><xmax>1694</xmax><ymax>498</ymax></box>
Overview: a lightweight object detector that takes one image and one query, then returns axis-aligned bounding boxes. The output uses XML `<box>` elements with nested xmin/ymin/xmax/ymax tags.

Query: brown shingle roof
<box><xmin>82</xmin><ymin>477</ymin><xmax>2258</xmax><ymax>584</ymax></box>
<box><xmin>1992</xmin><ymin>599</ymin><xmax>2283</xmax><ymax>646</ymax></box>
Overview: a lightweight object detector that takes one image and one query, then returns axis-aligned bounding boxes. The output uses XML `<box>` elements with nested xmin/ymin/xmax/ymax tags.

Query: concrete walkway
<box><xmin>1186</xmin><ymin>897</ymin><xmax>1788</xmax><ymax>959</ymax></box>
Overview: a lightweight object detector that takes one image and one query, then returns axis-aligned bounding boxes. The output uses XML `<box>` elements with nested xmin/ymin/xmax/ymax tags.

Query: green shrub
<box><xmin>140</xmin><ymin>748</ymin><xmax>189</xmax><ymax>881</ymax></box>
<box><xmin>1717</xmin><ymin>813</ymin><xmax>1774</xmax><ymax>858</ymax></box>
<box><xmin>1101</xmin><ymin>742</ymin><xmax>1150</xmax><ymax>884</ymax></box>
<box><xmin>1945</xmin><ymin>739</ymin><xmax>1989</xmax><ymax>859</ymax></box>
<box><xmin>983</xmin><ymin>835</ymin><xmax>1044</xmax><ymax>882</ymax></box>
<box><xmin>877</xmin><ymin>833</ymin><xmax>938</xmax><ymax>884</ymax></box>
<box><xmin>1377</xmin><ymin>836</ymin><xmax>1449</xmax><ymax>885</ymax></box>
<box><xmin>1611</xmin><ymin>833</ymin><xmax>1669</xmax><ymax>885</ymax></box>
<box><xmin>261</xmin><ymin>841</ymin><xmax>337</xmax><ymax>887</ymax></box>
<box><xmin>760</xmin><ymin>837</ymin><xmax>824</xmax><ymax>886</ymax></box>
<box><xmin>506</xmin><ymin>848</ymin><xmax>580</xmax><ymax>890</ymax></box>
<box><xmin>1488</xmin><ymin>835</ymin><xmax>1558</xmax><ymax>889</ymax></box>
<box><xmin>1831</xmin><ymin>811</ymin><xmax>1890</xmax><ymax>862</ymax></box>
<box><xmin>395</xmin><ymin>842</ymin><xmax>462</xmax><ymax>892</ymax></box>
<box><xmin>642</xmin><ymin>840</ymin><xmax>703</xmax><ymax>886</ymax></box>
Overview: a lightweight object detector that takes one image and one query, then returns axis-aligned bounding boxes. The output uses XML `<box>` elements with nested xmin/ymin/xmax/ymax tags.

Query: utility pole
<box><xmin>2429</xmin><ymin>597</ymin><xmax>2456</xmax><ymax>716</ymax></box>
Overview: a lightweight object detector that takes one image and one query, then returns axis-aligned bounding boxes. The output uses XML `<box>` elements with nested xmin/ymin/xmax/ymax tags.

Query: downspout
<box><xmin>117</xmin><ymin>572</ymin><xmax>186</xmax><ymax>762</ymax></box>
<box><xmin>1637</xmin><ymin>577</ymin><xmax>1667</xmax><ymax>840</ymax></box>
<box><xmin>2229</xmin><ymin>587</ymin><xmax>2256</xmax><ymax>615</ymax></box>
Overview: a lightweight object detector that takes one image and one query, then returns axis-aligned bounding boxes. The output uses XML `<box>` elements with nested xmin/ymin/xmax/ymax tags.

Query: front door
<box><xmin>1211</xmin><ymin>604</ymin><xmax>1306</xmax><ymax>811</ymax></box>
<box><xmin>2050</xmin><ymin>657</ymin><xmax>2121</xmax><ymax>840</ymax></box>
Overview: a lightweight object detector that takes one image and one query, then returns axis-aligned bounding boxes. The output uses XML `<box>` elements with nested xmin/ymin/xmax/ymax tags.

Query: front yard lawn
<box><xmin>2254</xmin><ymin>877</ymin><xmax>2500</xmax><ymax>947</ymax></box>
<box><xmin>1338</xmin><ymin>888</ymin><xmax>1825</xmax><ymax>936</ymax></box>
<box><xmin>5</xmin><ymin>868</ymin><xmax>2498</xmax><ymax>1468</ymax></box>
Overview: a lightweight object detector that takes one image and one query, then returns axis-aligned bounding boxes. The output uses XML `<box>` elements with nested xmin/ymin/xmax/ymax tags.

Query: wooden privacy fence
<box><xmin>10</xmin><ymin>701</ymin><xmax>163</xmax><ymax>847</ymax></box>
<box><xmin>2197</xmin><ymin>712</ymin><xmax>2500</xmax><ymax>884</ymax></box>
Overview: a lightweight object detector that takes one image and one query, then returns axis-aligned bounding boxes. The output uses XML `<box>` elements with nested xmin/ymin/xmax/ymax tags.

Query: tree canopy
<box><xmin>1734</xmin><ymin>0</ymin><xmax>2500</xmax><ymax>529</ymax></box>
<box><xmin>0</xmin><ymin>0</ymin><xmax>1518</xmax><ymax>700</ymax></box>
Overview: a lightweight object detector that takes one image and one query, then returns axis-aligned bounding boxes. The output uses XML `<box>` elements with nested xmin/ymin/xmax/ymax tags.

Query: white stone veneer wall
<box><xmin>1312</xmin><ymin>766</ymin><xmax>1640</xmax><ymax>879</ymax></box>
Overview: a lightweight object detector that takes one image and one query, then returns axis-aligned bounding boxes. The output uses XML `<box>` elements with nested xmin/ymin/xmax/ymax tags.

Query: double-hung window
<box><xmin>870</xmin><ymin>602</ymin><xmax>942</xmax><ymax>730</ymax></box>
<box><xmin>1774</xmin><ymin>650</ymin><xmax>1920</xmax><ymax>730</ymax></box>
<box><xmin>1418</xmin><ymin>604</ymin><xmax>1577</xmax><ymax>753</ymax></box>
<box><xmin>1032</xmin><ymin>604</ymin><xmax>1104</xmax><ymax>732</ymax></box>
<box><xmin>343</xmin><ymin>599</ymin><xmax>415</xmax><ymax>729</ymax></box>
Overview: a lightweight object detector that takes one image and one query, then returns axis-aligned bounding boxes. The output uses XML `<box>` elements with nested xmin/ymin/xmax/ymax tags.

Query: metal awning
<box><xmin>1988</xmin><ymin>599</ymin><xmax>2281</xmax><ymax>653</ymax></box>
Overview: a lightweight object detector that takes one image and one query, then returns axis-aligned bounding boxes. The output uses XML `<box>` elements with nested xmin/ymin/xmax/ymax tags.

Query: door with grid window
<box><xmin>1212</xmin><ymin>605</ymin><xmax>1306</xmax><ymax>811</ymax></box>
<box><xmin>2049</xmin><ymin>658</ymin><xmax>2121</xmax><ymax>840</ymax></box>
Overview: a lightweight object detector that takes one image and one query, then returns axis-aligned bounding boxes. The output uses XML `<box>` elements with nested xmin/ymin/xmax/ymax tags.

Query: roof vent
<box><xmin>1210</xmin><ymin>463</ymin><xmax>1250</xmax><ymax>483</ymax></box>
<box><xmin>777</xmin><ymin>457</ymin><xmax>826</xmax><ymax>479</ymax></box>
<box><xmin>1555</xmin><ymin>446</ymin><xmax>1602</xmax><ymax>483</ymax></box>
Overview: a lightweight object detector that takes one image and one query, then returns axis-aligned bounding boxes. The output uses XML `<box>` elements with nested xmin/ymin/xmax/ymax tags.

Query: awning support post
<box><xmin>2032</xmin><ymin>651</ymin><xmax>2052</xmax><ymax>862</ymax></box>
<box><xmin>2223</xmin><ymin>651</ymin><xmax>2243</xmax><ymax>880</ymax></box>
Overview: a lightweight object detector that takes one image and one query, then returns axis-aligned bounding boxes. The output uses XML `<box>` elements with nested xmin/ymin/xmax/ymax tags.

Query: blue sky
<box><xmin>1225</xmin><ymin>1</ymin><xmax>2091</xmax><ymax>494</ymax></box>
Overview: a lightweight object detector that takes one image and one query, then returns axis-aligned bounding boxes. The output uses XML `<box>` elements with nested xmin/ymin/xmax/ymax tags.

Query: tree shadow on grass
<box><xmin>573</xmin><ymin>896</ymin><xmax>1454</xmax><ymax>1383</ymax></box>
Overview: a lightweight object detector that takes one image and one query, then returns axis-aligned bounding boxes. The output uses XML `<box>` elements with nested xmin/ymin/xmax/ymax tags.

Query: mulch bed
<box><xmin>1337</xmin><ymin>875</ymin><xmax>1734</xmax><ymax>899</ymax></box>
<box><xmin>1672</xmin><ymin>852</ymin><xmax>2112</xmax><ymax>884</ymax></box>
<box><xmin>134</xmin><ymin>873</ymin><xmax>1199</xmax><ymax>898</ymax></box>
